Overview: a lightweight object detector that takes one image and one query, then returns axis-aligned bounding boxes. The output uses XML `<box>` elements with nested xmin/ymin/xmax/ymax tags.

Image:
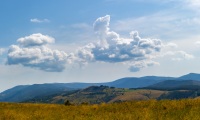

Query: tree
<box><xmin>64</xmin><ymin>100</ymin><xmax>72</xmax><ymax>106</ymax></box>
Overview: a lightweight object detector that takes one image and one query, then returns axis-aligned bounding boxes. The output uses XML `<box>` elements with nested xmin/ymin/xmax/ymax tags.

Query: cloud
<box><xmin>77</xmin><ymin>43</ymin><xmax>95</xmax><ymax>65</ymax></box>
<box><xmin>195</xmin><ymin>41</ymin><xmax>200</xmax><ymax>45</ymax></box>
<box><xmin>184</xmin><ymin>0</ymin><xmax>200</xmax><ymax>10</ymax></box>
<box><xmin>7</xmin><ymin>33</ymin><xmax>75</xmax><ymax>72</ymax></box>
<box><xmin>17</xmin><ymin>33</ymin><xmax>55</xmax><ymax>47</ymax></box>
<box><xmin>0</xmin><ymin>48</ymin><xmax>5</xmax><ymax>55</ymax></box>
<box><xmin>113</xmin><ymin>5</ymin><xmax>200</xmax><ymax>41</ymax></box>
<box><xmin>129</xmin><ymin>60</ymin><xmax>159</xmax><ymax>72</ymax></box>
<box><xmin>163</xmin><ymin>51</ymin><xmax>194</xmax><ymax>61</ymax></box>
<box><xmin>30</xmin><ymin>18</ymin><xmax>50</xmax><ymax>23</ymax></box>
<box><xmin>7</xmin><ymin>15</ymin><xmax>194</xmax><ymax>73</ymax></box>
<box><xmin>165</xmin><ymin>43</ymin><xmax>178</xmax><ymax>48</ymax></box>
<box><xmin>93</xmin><ymin>15</ymin><xmax>110</xmax><ymax>35</ymax></box>
<box><xmin>78</xmin><ymin>15</ymin><xmax>162</xmax><ymax>72</ymax></box>
<box><xmin>177</xmin><ymin>51</ymin><xmax>194</xmax><ymax>60</ymax></box>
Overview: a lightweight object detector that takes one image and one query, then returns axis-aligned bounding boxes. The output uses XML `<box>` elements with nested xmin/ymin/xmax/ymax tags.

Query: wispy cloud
<box><xmin>0</xmin><ymin>48</ymin><xmax>5</xmax><ymax>55</ymax></box>
<box><xmin>113</xmin><ymin>8</ymin><xmax>200</xmax><ymax>41</ymax></box>
<box><xmin>195</xmin><ymin>41</ymin><xmax>200</xmax><ymax>45</ymax></box>
<box><xmin>163</xmin><ymin>51</ymin><xmax>194</xmax><ymax>61</ymax></box>
<box><xmin>71</xmin><ymin>23</ymin><xmax>91</xmax><ymax>30</ymax></box>
<box><xmin>184</xmin><ymin>0</ymin><xmax>200</xmax><ymax>10</ymax></box>
<box><xmin>30</xmin><ymin>18</ymin><xmax>50</xmax><ymax>23</ymax></box>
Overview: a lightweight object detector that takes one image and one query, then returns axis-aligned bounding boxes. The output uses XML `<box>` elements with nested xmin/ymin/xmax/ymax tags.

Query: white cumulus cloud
<box><xmin>78</xmin><ymin>15</ymin><xmax>163</xmax><ymax>72</ymax></box>
<box><xmin>7</xmin><ymin>33</ymin><xmax>75</xmax><ymax>72</ymax></box>
<box><xmin>17</xmin><ymin>33</ymin><xmax>55</xmax><ymax>47</ymax></box>
<box><xmin>7</xmin><ymin>15</ymin><xmax>194</xmax><ymax>73</ymax></box>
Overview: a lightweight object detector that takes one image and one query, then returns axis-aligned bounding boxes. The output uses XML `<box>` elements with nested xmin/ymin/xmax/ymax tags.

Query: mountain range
<box><xmin>1</xmin><ymin>73</ymin><xmax>200</xmax><ymax>103</ymax></box>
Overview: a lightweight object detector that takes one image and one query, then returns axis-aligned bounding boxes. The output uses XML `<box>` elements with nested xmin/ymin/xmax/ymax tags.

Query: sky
<box><xmin>1</xmin><ymin>0</ymin><xmax>200</xmax><ymax>92</ymax></box>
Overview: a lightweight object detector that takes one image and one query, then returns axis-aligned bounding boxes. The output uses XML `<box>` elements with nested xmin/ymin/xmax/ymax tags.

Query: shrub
<box><xmin>64</xmin><ymin>100</ymin><xmax>72</xmax><ymax>106</ymax></box>
<box><xmin>81</xmin><ymin>102</ymin><xmax>89</xmax><ymax>105</ymax></box>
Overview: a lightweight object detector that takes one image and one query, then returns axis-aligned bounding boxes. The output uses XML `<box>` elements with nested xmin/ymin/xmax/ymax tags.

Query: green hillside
<box><xmin>23</xmin><ymin>85</ymin><xmax>200</xmax><ymax>104</ymax></box>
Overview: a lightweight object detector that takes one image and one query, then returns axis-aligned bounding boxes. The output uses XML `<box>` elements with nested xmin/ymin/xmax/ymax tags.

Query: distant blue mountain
<box><xmin>105</xmin><ymin>77</ymin><xmax>172</xmax><ymax>88</ymax></box>
<box><xmin>145</xmin><ymin>80</ymin><xmax>200</xmax><ymax>90</ymax></box>
<box><xmin>178</xmin><ymin>73</ymin><xmax>200</xmax><ymax>81</ymax></box>
<box><xmin>0</xmin><ymin>83</ymin><xmax>75</xmax><ymax>102</ymax></box>
<box><xmin>1</xmin><ymin>73</ymin><xmax>200</xmax><ymax>102</ymax></box>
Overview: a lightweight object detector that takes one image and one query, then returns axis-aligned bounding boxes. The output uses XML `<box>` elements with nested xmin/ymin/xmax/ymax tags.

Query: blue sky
<box><xmin>1</xmin><ymin>0</ymin><xmax>200</xmax><ymax>92</ymax></box>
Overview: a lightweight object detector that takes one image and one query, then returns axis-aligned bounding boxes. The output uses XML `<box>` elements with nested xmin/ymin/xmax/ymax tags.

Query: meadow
<box><xmin>0</xmin><ymin>99</ymin><xmax>200</xmax><ymax>120</ymax></box>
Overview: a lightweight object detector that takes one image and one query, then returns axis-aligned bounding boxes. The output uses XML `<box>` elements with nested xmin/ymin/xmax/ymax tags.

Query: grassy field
<box><xmin>1</xmin><ymin>99</ymin><xmax>200</xmax><ymax>120</ymax></box>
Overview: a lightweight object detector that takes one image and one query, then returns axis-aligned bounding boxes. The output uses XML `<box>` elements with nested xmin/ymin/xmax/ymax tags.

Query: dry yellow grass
<box><xmin>0</xmin><ymin>99</ymin><xmax>200</xmax><ymax>120</ymax></box>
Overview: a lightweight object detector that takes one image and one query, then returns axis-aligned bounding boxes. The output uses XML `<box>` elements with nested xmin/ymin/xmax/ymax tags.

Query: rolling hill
<box><xmin>23</xmin><ymin>86</ymin><xmax>168</xmax><ymax>104</ymax></box>
<box><xmin>178</xmin><ymin>73</ymin><xmax>200</xmax><ymax>80</ymax></box>
<box><xmin>23</xmin><ymin>85</ymin><xmax>200</xmax><ymax>104</ymax></box>
<box><xmin>145</xmin><ymin>80</ymin><xmax>200</xmax><ymax>90</ymax></box>
<box><xmin>105</xmin><ymin>77</ymin><xmax>172</xmax><ymax>88</ymax></box>
<box><xmin>0</xmin><ymin>76</ymin><xmax>170</xmax><ymax>102</ymax></box>
<box><xmin>0</xmin><ymin>83</ymin><xmax>75</xmax><ymax>102</ymax></box>
<box><xmin>1</xmin><ymin>73</ymin><xmax>200</xmax><ymax>103</ymax></box>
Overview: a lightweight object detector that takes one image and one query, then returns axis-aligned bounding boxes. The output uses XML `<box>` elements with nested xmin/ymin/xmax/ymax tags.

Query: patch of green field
<box><xmin>1</xmin><ymin>99</ymin><xmax>200</xmax><ymax>120</ymax></box>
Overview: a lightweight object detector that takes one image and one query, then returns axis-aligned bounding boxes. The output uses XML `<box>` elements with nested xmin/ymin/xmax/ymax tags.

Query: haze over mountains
<box><xmin>0</xmin><ymin>73</ymin><xmax>200</xmax><ymax>103</ymax></box>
